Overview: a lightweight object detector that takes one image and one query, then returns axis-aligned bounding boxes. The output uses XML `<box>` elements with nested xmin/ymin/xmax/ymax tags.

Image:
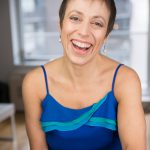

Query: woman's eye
<box><xmin>95</xmin><ymin>22</ymin><xmax>102</xmax><ymax>27</ymax></box>
<box><xmin>70</xmin><ymin>16</ymin><xmax>80</xmax><ymax>22</ymax></box>
<box><xmin>91</xmin><ymin>21</ymin><xmax>103</xmax><ymax>28</ymax></box>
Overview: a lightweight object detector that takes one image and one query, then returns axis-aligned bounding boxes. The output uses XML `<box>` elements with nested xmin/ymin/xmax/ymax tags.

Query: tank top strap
<box><xmin>41</xmin><ymin>65</ymin><xmax>49</xmax><ymax>95</ymax></box>
<box><xmin>112</xmin><ymin>64</ymin><xmax>124</xmax><ymax>93</ymax></box>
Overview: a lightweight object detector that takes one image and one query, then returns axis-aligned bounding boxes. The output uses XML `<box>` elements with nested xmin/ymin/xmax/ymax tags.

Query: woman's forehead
<box><xmin>65</xmin><ymin>0</ymin><xmax>110</xmax><ymax>19</ymax></box>
<box><xmin>66</xmin><ymin>0</ymin><xmax>109</xmax><ymax>12</ymax></box>
<box><xmin>67</xmin><ymin>0</ymin><xmax>107</xmax><ymax>6</ymax></box>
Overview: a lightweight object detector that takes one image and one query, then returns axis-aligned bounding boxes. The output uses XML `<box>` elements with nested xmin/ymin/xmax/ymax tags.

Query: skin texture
<box><xmin>22</xmin><ymin>0</ymin><xmax>146</xmax><ymax>149</ymax></box>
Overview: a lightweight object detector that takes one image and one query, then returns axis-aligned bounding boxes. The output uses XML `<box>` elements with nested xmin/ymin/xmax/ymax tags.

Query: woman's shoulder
<box><xmin>102</xmin><ymin>55</ymin><xmax>141</xmax><ymax>100</ymax></box>
<box><xmin>23</xmin><ymin>67</ymin><xmax>42</xmax><ymax>85</ymax></box>
<box><xmin>23</xmin><ymin>57</ymin><xmax>62</xmax><ymax>85</ymax></box>
<box><xmin>115</xmin><ymin>64</ymin><xmax>140</xmax><ymax>87</ymax></box>
<box><xmin>22</xmin><ymin>57</ymin><xmax>63</xmax><ymax>97</ymax></box>
<box><xmin>114</xmin><ymin>63</ymin><xmax>141</xmax><ymax>102</ymax></box>
<box><xmin>102</xmin><ymin>55</ymin><xmax>140</xmax><ymax>82</ymax></box>
<box><xmin>22</xmin><ymin>66</ymin><xmax>45</xmax><ymax>99</ymax></box>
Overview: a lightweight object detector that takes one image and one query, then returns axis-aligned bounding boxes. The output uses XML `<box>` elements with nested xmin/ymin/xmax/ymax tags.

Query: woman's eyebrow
<box><xmin>68</xmin><ymin>10</ymin><xmax>83</xmax><ymax>15</ymax></box>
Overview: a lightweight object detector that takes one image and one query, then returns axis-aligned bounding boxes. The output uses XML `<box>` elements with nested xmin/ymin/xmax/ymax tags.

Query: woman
<box><xmin>22</xmin><ymin>0</ymin><xmax>146</xmax><ymax>149</ymax></box>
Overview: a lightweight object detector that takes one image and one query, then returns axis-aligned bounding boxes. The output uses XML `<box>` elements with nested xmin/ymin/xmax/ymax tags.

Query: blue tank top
<box><xmin>40</xmin><ymin>64</ymin><xmax>123</xmax><ymax>150</ymax></box>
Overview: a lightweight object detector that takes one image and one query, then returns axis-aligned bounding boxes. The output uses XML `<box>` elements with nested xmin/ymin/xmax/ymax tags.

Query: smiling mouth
<box><xmin>71</xmin><ymin>40</ymin><xmax>92</xmax><ymax>51</ymax></box>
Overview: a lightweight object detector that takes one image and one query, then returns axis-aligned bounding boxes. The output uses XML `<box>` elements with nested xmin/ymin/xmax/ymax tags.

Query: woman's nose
<box><xmin>78</xmin><ymin>22</ymin><xmax>90</xmax><ymax>37</ymax></box>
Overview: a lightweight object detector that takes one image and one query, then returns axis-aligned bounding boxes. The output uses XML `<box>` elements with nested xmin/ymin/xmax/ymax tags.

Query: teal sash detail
<box><xmin>41</xmin><ymin>94</ymin><xmax>117</xmax><ymax>132</ymax></box>
<box><xmin>87</xmin><ymin>117</ymin><xmax>117</xmax><ymax>131</ymax></box>
<box><xmin>90</xmin><ymin>117</ymin><xmax>116</xmax><ymax>125</ymax></box>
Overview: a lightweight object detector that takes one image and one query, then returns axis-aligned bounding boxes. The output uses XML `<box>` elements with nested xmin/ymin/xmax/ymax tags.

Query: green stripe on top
<box><xmin>90</xmin><ymin>117</ymin><xmax>117</xmax><ymax>125</ymax></box>
<box><xmin>87</xmin><ymin>117</ymin><xmax>117</xmax><ymax>131</ymax></box>
<box><xmin>41</xmin><ymin>116</ymin><xmax>117</xmax><ymax>132</ymax></box>
<box><xmin>41</xmin><ymin>94</ymin><xmax>108</xmax><ymax>132</ymax></box>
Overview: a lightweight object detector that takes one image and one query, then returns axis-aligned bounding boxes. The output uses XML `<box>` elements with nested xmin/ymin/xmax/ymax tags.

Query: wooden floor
<box><xmin>0</xmin><ymin>112</ymin><xmax>150</xmax><ymax>150</ymax></box>
<box><xmin>0</xmin><ymin>113</ymin><xmax>29</xmax><ymax>150</ymax></box>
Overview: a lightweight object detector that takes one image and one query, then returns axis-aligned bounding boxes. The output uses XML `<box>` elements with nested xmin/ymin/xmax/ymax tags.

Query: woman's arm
<box><xmin>22</xmin><ymin>70</ymin><xmax>48</xmax><ymax>150</ymax></box>
<box><xmin>116</xmin><ymin>67</ymin><xmax>146</xmax><ymax>150</ymax></box>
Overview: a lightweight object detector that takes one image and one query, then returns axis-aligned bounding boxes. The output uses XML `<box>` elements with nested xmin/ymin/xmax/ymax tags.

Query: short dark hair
<box><xmin>59</xmin><ymin>0</ymin><xmax>116</xmax><ymax>36</ymax></box>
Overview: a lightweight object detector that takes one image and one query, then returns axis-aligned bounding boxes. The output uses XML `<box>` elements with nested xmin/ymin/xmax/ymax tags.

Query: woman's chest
<box><xmin>48</xmin><ymin>81</ymin><xmax>111</xmax><ymax>110</ymax></box>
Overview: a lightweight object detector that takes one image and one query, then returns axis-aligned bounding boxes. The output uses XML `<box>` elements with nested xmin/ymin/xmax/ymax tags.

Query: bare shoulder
<box><xmin>115</xmin><ymin>64</ymin><xmax>142</xmax><ymax>102</ymax></box>
<box><xmin>22</xmin><ymin>58</ymin><xmax>63</xmax><ymax>100</ymax></box>
<box><xmin>23</xmin><ymin>67</ymin><xmax>42</xmax><ymax>84</ymax></box>
<box><xmin>117</xmin><ymin>64</ymin><xmax>140</xmax><ymax>83</ymax></box>
<box><xmin>99</xmin><ymin>55</ymin><xmax>141</xmax><ymax>96</ymax></box>
<box><xmin>22</xmin><ymin>66</ymin><xmax>46</xmax><ymax>101</ymax></box>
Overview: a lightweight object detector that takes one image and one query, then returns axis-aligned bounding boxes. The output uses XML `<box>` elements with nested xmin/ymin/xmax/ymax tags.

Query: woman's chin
<box><xmin>66</xmin><ymin>54</ymin><xmax>94</xmax><ymax>66</ymax></box>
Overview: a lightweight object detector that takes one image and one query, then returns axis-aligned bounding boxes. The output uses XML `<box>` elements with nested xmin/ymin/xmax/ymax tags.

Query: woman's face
<box><xmin>60</xmin><ymin>0</ymin><xmax>110</xmax><ymax>65</ymax></box>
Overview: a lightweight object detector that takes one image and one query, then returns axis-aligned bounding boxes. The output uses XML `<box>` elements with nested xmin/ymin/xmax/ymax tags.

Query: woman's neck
<box><xmin>61</xmin><ymin>55</ymin><xmax>103</xmax><ymax>88</ymax></box>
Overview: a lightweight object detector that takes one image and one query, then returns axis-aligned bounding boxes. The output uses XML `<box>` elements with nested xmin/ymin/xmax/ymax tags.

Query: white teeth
<box><xmin>72</xmin><ymin>40</ymin><xmax>91</xmax><ymax>49</ymax></box>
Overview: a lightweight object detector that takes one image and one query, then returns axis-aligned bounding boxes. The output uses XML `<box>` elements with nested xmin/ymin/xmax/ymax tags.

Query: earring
<box><xmin>59</xmin><ymin>36</ymin><xmax>61</xmax><ymax>43</ymax></box>
<box><xmin>102</xmin><ymin>44</ymin><xmax>107</xmax><ymax>55</ymax></box>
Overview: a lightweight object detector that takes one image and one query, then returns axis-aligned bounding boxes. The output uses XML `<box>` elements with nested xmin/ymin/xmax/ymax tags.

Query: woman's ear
<box><xmin>58</xmin><ymin>21</ymin><xmax>62</xmax><ymax>43</ymax></box>
<box><xmin>58</xmin><ymin>21</ymin><xmax>62</xmax><ymax>33</ymax></box>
